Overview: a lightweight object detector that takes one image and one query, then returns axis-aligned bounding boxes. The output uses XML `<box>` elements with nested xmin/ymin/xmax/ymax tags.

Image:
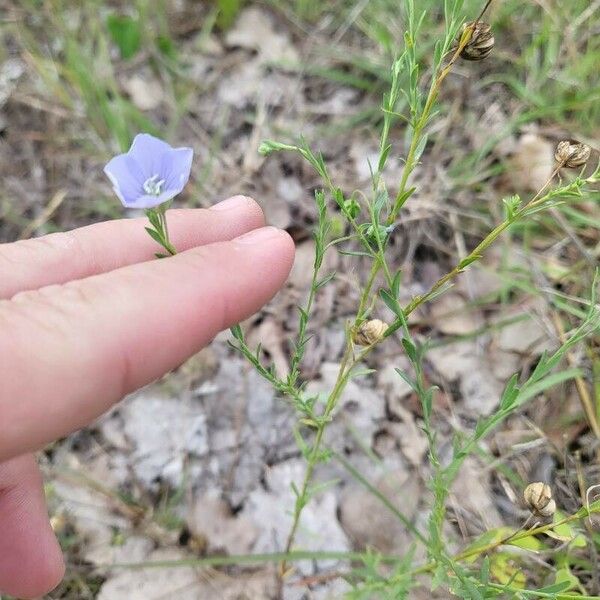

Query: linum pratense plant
<box><xmin>104</xmin><ymin>0</ymin><xmax>600</xmax><ymax>597</ymax></box>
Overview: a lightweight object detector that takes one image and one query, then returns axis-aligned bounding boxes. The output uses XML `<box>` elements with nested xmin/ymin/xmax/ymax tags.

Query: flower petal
<box><xmin>128</xmin><ymin>133</ymin><xmax>173</xmax><ymax>178</ymax></box>
<box><xmin>103</xmin><ymin>154</ymin><xmax>146</xmax><ymax>208</ymax></box>
<box><xmin>117</xmin><ymin>189</ymin><xmax>185</xmax><ymax>210</ymax></box>
<box><xmin>125</xmin><ymin>192</ymin><xmax>174</xmax><ymax>210</ymax></box>
<box><xmin>162</xmin><ymin>147</ymin><xmax>194</xmax><ymax>194</ymax></box>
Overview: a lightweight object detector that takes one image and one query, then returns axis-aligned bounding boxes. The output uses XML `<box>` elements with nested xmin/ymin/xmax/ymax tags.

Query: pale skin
<box><xmin>0</xmin><ymin>195</ymin><xmax>295</xmax><ymax>598</ymax></box>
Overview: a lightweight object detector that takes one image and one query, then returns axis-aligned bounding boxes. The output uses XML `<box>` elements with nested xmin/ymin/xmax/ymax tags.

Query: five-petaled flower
<box><xmin>104</xmin><ymin>133</ymin><xmax>193</xmax><ymax>209</ymax></box>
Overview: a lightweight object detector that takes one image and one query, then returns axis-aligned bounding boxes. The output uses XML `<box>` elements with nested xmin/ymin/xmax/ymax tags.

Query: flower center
<box><xmin>143</xmin><ymin>174</ymin><xmax>166</xmax><ymax>196</ymax></box>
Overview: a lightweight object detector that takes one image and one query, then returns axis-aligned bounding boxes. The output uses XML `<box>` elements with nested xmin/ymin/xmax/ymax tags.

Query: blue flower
<box><xmin>104</xmin><ymin>134</ymin><xmax>193</xmax><ymax>209</ymax></box>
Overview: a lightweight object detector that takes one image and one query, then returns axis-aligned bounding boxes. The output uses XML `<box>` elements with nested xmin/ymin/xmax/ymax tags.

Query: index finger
<box><xmin>0</xmin><ymin>226</ymin><xmax>295</xmax><ymax>461</ymax></box>
<box><xmin>0</xmin><ymin>195</ymin><xmax>264</xmax><ymax>299</ymax></box>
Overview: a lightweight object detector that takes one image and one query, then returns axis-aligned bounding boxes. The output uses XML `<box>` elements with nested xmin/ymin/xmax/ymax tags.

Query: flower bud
<box><xmin>524</xmin><ymin>482</ymin><xmax>556</xmax><ymax>518</ymax></box>
<box><xmin>343</xmin><ymin>198</ymin><xmax>361</xmax><ymax>219</ymax></box>
<box><xmin>554</xmin><ymin>140</ymin><xmax>591</xmax><ymax>168</ymax></box>
<box><xmin>352</xmin><ymin>319</ymin><xmax>388</xmax><ymax>346</ymax></box>
<box><xmin>458</xmin><ymin>21</ymin><xmax>495</xmax><ymax>61</ymax></box>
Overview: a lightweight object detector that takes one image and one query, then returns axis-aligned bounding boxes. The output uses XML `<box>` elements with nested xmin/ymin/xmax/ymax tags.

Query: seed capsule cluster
<box><xmin>554</xmin><ymin>140</ymin><xmax>591</xmax><ymax>169</ymax></box>
<box><xmin>352</xmin><ymin>319</ymin><xmax>389</xmax><ymax>346</ymax></box>
<box><xmin>524</xmin><ymin>482</ymin><xmax>556</xmax><ymax>518</ymax></box>
<box><xmin>458</xmin><ymin>21</ymin><xmax>495</xmax><ymax>61</ymax></box>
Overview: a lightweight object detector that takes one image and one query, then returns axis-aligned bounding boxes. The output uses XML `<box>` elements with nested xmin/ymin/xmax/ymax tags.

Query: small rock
<box><xmin>187</xmin><ymin>493</ymin><xmax>257</xmax><ymax>555</ymax></box>
<box><xmin>426</xmin><ymin>340</ymin><xmax>478</xmax><ymax>381</ymax></box>
<box><xmin>225</xmin><ymin>7</ymin><xmax>299</xmax><ymax>64</ymax></box>
<box><xmin>430</xmin><ymin>292</ymin><xmax>485</xmax><ymax>335</ymax></box>
<box><xmin>460</xmin><ymin>366</ymin><xmax>503</xmax><ymax>416</ymax></box>
<box><xmin>377</xmin><ymin>363</ymin><xmax>413</xmax><ymax>409</ymax></box>
<box><xmin>241</xmin><ymin>460</ymin><xmax>350</xmax><ymax>576</ymax></box>
<box><xmin>384</xmin><ymin>419</ymin><xmax>428</xmax><ymax>467</ymax></box>
<box><xmin>497</xmin><ymin>315</ymin><xmax>552</xmax><ymax>354</ymax></box>
<box><xmin>52</xmin><ymin>471</ymin><xmax>131</xmax><ymax>566</ymax></box>
<box><xmin>489</xmin><ymin>348</ymin><xmax>521</xmax><ymax>380</ymax></box>
<box><xmin>450</xmin><ymin>457</ymin><xmax>502</xmax><ymax>532</ymax></box>
<box><xmin>276</xmin><ymin>175</ymin><xmax>304</xmax><ymax>204</ymax></box>
<box><xmin>116</xmin><ymin>393</ymin><xmax>209</xmax><ymax>489</ymax></box>
<box><xmin>97</xmin><ymin>548</ymin><xmax>202</xmax><ymax>600</ymax></box>
<box><xmin>123</xmin><ymin>75</ymin><xmax>164</xmax><ymax>111</ymax></box>
<box><xmin>0</xmin><ymin>58</ymin><xmax>25</xmax><ymax>107</ymax></box>
<box><xmin>510</xmin><ymin>133</ymin><xmax>554</xmax><ymax>193</ymax></box>
<box><xmin>339</xmin><ymin>469</ymin><xmax>422</xmax><ymax>553</ymax></box>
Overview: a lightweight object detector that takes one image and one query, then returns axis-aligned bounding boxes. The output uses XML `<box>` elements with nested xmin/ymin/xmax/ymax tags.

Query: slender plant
<box><xmin>103</xmin><ymin>0</ymin><xmax>600</xmax><ymax>595</ymax></box>
<box><xmin>230</xmin><ymin>0</ymin><xmax>600</xmax><ymax>596</ymax></box>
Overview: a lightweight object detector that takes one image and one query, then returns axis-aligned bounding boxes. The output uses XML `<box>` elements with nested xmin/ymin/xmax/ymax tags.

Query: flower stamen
<box><xmin>143</xmin><ymin>174</ymin><xmax>166</xmax><ymax>196</ymax></box>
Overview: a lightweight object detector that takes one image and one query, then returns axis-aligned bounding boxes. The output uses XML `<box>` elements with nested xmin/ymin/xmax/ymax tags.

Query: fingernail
<box><xmin>210</xmin><ymin>195</ymin><xmax>253</xmax><ymax>211</ymax></box>
<box><xmin>235</xmin><ymin>226</ymin><xmax>284</xmax><ymax>245</ymax></box>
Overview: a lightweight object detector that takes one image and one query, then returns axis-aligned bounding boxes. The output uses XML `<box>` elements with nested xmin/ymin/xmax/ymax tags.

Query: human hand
<box><xmin>0</xmin><ymin>196</ymin><xmax>294</xmax><ymax>598</ymax></box>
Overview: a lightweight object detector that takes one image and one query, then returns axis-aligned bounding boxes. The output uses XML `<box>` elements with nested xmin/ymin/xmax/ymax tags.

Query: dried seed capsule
<box><xmin>554</xmin><ymin>140</ymin><xmax>591</xmax><ymax>168</ymax></box>
<box><xmin>352</xmin><ymin>319</ymin><xmax>388</xmax><ymax>346</ymax></box>
<box><xmin>524</xmin><ymin>482</ymin><xmax>556</xmax><ymax>518</ymax></box>
<box><xmin>458</xmin><ymin>21</ymin><xmax>495</xmax><ymax>61</ymax></box>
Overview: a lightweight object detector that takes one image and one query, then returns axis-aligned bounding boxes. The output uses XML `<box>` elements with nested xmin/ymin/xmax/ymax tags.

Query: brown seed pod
<box><xmin>524</xmin><ymin>482</ymin><xmax>556</xmax><ymax>518</ymax></box>
<box><xmin>458</xmin><ymin>21</ymin><xmax>495</xmax><ymax>61</ymax></box>
<box><xmin>352</xmin><ymin>319</ymin><xmax>388</xmax><ymax>346</ymax></box>
<box><xmin>554</xmin><ymin>140</ymin><xmax>591</xmax><ymax>168</ymax></box>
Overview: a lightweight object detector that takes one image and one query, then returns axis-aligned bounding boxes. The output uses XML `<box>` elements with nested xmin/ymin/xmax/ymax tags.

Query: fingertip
<box><xmin>0</xmin><ymin>456</ymin><xmax>65</xmax><ymax>599</ymax></box>
<box><xmin>166</xmin><ymin>196</ymin><xmax>266</xmax><ymax>250</ymax></box>
<box><xmin>210</xmin><ymin>194</ymin><xmax>263</xmax><ymax>217</ymax></box>
<box><xmin>209</xmin><ymin>195</ymin><xmax>265</xmax><ymax>229</ymax></box>
<box><xmin>232</xmin><ymin>225</ymin><xmax>295</xmax><ymax>273</ymax></box>
<box><xmin>270</xmin><ymin>227</ymin><xmax>296</xmax><ymax>272</ymax></box>
<box><xmin>18</xmin><ymin>544</ymin><xmax>65</xmax><ymax>600</ymax></box>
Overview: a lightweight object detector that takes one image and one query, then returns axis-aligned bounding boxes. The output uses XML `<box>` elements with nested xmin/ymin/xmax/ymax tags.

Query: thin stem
<box><xmin>388</xmin><ymin>25</ymin><xmax>477</xmax><ymax>223</ymax></box>
<box><xmin>403</xmin><ymin>166</ymin><xmax>563</xmax><ymax>317</ymax></box>
<box><xmin>388</xmin><ymin>0</ymin><xmax>495</xmax><ymax>224</ymax></box>
<box><xmin>281</xmin><ymin>343</ymin><xmax>354</xmax><ymax>572</ymax></box>
<box><xmin>355</xmin><ymin>261</ymin><xmax>380</xmax><ymax>321</ymax></box>
<box><xmin>475</xmin><ymin>0</ymin><xmax>494</xmax><ymax>22</ymax></box>
<box><xmin>158</xmin><ymin>206</ymin><xmax>177</xmax><ymax>255</ymax></box>
<box><xmin>288</xmin><ymin>266</ymin><xmax>320</xmax><ymax>385</ymax></box>
<box><xmin>400</xmin><ymin>503</ymin><xmax>600</xmax><ymax>580</ymax></box>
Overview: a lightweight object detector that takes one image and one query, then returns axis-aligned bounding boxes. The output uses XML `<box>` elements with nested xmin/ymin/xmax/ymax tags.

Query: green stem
<box><xmin>402</xmin><ymin>166</ymin><xmax>563</xmax><ymax>317</ymax></box>
<box><xmin>158</xmin><ymin>206</ymin><xmax>177</xmax><ymax>255</ymax></box>
<box><xmin>407</xmin><ymin>505</ymin><xmax>599</xmax><ymax>579</ymax></box>
<box><xmin>387</xmin><ymin>20</ymin><xmax>481</xmax><ymax>224</ymax></box>
<box><xmin>282</xmin><ymin>344</ymin><xmax>354</xmax><ymax>567</ymax></box>
<box><xmin>288</xmin><ymin>266</ymin><xmax>320</xmax><ymax>386</ymax></box>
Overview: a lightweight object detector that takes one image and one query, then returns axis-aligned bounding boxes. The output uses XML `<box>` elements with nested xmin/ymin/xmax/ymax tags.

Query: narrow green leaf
<box><xmin>230</xmin><ymin>324</ymin><xmax>244</xmax><ymax>341</ymax></box>
<box><xmin>391</xmin><ymin>269</ymin><xmax>403</xmax><ymax>297</ymax></box>
<box><xmin>145</xmin><ymin>226</ymin><xmax>165</xmax><ymax>245</ymax></box>
<box><xmin>378</xmin><ymin>143</ymin><xmax>392</xmax><ymax>173</ymax></box>
<box><xmin>145</xmin><ymin>209</ymin><xmax>161</xmax><ymax>229</ymax></box>
<box><xmin>402</xmin><ymin>338</ymin><xmax>418</xmax><ymax>362</ymax></box>
<box><xmin>458</xmin><ymin>255</ymin><xmax>482</xmax><ymax>270</ymax></box>
<box><xmin>316</xmin><ymin>272</ymin><xmax>336</xmax><ymax>289</ymax></box>
<box><xmin>106</xmin><ymin>14</ymin><xmax>142</xmax><ymax>60</ymax></box>
<box><xmin>379</xmin><ymin>288</ymin><xmax>403</xmax><ymax>317</ymax></box>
